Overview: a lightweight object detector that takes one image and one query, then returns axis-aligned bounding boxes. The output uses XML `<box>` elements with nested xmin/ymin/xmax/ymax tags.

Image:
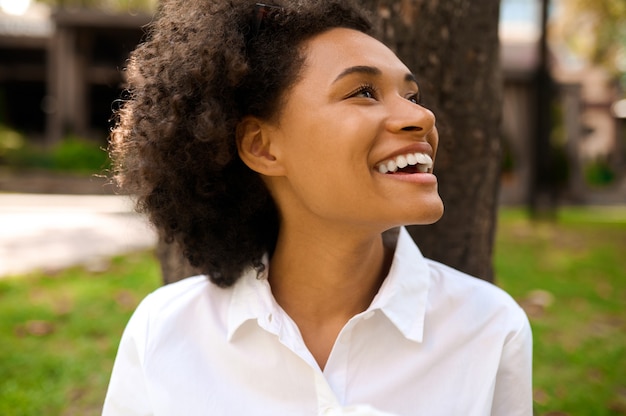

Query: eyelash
<box><xmin>408</xmin><ymin>92</ymin><xmax>422</xmax><ymax>105</ymax></box>
<box><xmin>350</xmin><ymin>83</ymin><xmax>379</xmax><ymax>100</ymax></box>
<box><xmin>349</xmin><ymin>84</ymin><xmax>423</xmax><ymax>105</ymax></box>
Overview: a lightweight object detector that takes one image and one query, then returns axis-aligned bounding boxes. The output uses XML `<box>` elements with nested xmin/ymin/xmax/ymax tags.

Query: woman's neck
<box><xmin>268</xmin><ymin>224</ymin><xmax>393</xmax><ymax>369</ymax></box>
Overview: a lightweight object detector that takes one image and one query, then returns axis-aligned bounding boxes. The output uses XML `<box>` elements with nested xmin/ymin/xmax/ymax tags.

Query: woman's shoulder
<box><xmin>160</xmin><ymin>274</ymin><xmax>213</xmax><ymax>290</ymax></box>
<box><xmin>147</xmin><ymin>274</ymin><xmax>212</xmax><ymax>302</ymax></box>
<box><xmin>424</xmin><ymin>259</ymin><xmax>528</xmax><ymax>326</ymax></box>
<box><xmin>134</xmin><ymin>275</ymin><xmax>231</xmax><ymax>323</ymax></box>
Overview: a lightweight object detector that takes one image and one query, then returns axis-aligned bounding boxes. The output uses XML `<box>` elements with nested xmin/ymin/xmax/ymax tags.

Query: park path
<box><xmin>0</xmin><ymin>193</ymin><xmax>156</xmax><ymax>277</ymax></box>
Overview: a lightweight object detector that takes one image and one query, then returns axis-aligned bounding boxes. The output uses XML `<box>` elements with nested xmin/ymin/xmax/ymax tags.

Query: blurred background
<box><xmin>500</xmin><ymin>0</ymin><xmax>626</xmax><ymax>207</ymax></box>
<box><xmin>0</xmin><ymin>0</ymin><xmax>624</xmax><ymax>415</ymax></box>
<box><xmin>0</xmin><ymin>0</ymin><xmax>624</xmax><ymax>201</ymax></box>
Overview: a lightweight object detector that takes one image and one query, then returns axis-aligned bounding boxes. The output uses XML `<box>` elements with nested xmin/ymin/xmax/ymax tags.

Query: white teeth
<box><xmin>396</xmin><ymin>155</ymin><xmax>408</xmax><ymax>169</ymax></box>
<box><xmin>376</xmin><ymin>152</ymin><xmax>433</xmax><ymax>174</ymax></box>
<box><xmin>416</xmin><ymin>153</ymin><xmax>432</xmax><ymax>165</ymax></box>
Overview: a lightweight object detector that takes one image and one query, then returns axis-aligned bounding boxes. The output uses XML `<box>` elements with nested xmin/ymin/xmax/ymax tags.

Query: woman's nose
<box><xmin>386</xmin><ymin>97</ymin><xmax>436</xmax><ymax>136</ymax></box>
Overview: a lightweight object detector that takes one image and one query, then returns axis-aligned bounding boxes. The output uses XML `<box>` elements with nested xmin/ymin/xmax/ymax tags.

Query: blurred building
<box><xmin>0</xmin><ymin>2</ymin><xmax>148</xmax><ymax>142</ymax></box>
<box><xmin>499</xmin><ymin>17</ymin><xmax>538</xmax><ymax>206</ymax></box>
<box><xmin>0</xmin><ymin>1</ymin><xmax>51</xmax><ymax>137</ymax></box>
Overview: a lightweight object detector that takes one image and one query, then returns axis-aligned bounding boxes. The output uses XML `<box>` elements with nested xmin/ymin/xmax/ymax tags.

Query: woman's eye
<box><xmin>350</xmin><ymin>85</ymin><xmax>378</xmax><ymax>100</ymax></box>
<box><xmin>407</xmin><ymin>92</ymin><xmax>422</xmax><ymax>105</ymax></box>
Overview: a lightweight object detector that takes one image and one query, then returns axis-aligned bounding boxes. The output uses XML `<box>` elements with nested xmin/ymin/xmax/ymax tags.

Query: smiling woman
<box><xmin>104</xmin><ymin>1</ymin><xmax>533</xmax><ymax>415</ymax></box>
<box><xmin>240</xmin><ymin>28</ymin><xmax>443</xmax><ymax>235</ymax></box>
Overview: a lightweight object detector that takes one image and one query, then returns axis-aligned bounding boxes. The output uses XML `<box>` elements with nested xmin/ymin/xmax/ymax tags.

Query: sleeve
<box><xmin>491</xmin><ymin>309</ymin><xmax>533</xmax><ymax>416</ymax></box>
<box><xmin>102</xmin><ymin>295</ymin><xmax>154</xmax><ymax>416</ymax></box>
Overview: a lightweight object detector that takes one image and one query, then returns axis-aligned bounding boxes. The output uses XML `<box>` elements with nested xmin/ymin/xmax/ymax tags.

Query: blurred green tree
<box><xmin>552</xmin><ymin>0</ymin><xmax>626</xmax><ymax>86</ymax></box>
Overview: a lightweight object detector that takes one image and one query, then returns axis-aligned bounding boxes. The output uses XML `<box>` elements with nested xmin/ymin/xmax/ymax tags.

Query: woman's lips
<box><xmin>375</xmin><ymin>152</ymin><xmax>433</xmax><ymax>174</ymax></box>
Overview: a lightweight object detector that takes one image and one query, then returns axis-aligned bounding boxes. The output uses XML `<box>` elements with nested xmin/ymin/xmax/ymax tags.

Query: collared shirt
<box><xmin>103</xmin><ymin>227</ymin><xmax>532</xmax><ymax>416</ymax></box>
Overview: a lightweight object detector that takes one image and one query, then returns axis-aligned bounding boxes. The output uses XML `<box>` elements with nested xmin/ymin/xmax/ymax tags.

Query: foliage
<box><xmin>495</xmin><ymin>208</ymin><xmax>626</xmax><ymax>416</ymax></box>
<box><xmin>0</xmin><ymin>208</ymin><xmax>625</xmax><ymax>414</ymax></box>
<box><xmin>584</xmin><ymin>157</ymin><xmax>617</xmax><ymax>186</ymax></box>
<box><xmin>0</xmin><ymin>126</ymin><xmax>25</xmax><ymax>158</ymax></box>
<box><xmin>0</xmin><ymin>133</ymin><xmax>110</xmax><ymax>175</ymax></box>
<box><xmin>551</xmin><ymin>0</ymin><xmax>626</xmax><ymax>81</ymax></box>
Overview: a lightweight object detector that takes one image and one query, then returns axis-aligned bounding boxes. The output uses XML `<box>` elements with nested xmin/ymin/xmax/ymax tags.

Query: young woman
<box><xmin>103</xmin><ymin>1</ymin><xmax>532</xmax><ymax>415</ymax></box>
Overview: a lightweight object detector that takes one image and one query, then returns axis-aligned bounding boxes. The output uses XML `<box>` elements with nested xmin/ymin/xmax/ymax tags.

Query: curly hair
<box><xmin>110</xmin><ymin>0</ymin><xmax>374</xmax><ymax>287</ymax></box>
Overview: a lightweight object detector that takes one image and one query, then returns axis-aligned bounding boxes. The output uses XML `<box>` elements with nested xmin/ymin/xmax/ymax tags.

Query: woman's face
<box><xmin>263</xmin><ymin>28</ymin><xmax>444</xmax><ymax>232</ymax></box>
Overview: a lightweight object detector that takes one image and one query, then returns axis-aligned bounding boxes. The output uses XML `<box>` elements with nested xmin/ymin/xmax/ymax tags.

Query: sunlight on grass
<box><xmin>0</xmin><ymin>252</ymin><xmax>161</xmax><ymax>416</ymax></box>
<box><xmin>495</xmin><ymin>207</ymin><xmax>626</xmax><ymax>416</ymax></box>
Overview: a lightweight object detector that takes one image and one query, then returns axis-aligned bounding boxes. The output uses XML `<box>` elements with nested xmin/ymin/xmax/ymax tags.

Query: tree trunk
<box><xmin>157</xmin><ymin>0</ymin><xmax>503</xmax><ymax>284</ymax></box>
<box><xmin>363</xmin><ymin>0</ymin><xmax>503</xmax><ymax>282</ymax></box>
<box><xmin>156</xmin><ymin>238</ymin><xmax>199</xmax><ymax>285</ymax></box>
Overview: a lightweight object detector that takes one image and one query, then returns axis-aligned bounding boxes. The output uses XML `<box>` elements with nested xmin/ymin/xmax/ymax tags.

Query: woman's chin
<box><xmin>402</xmin><ymin>197</ymin><xmax>444</xmax><ymax>227</ymax></box>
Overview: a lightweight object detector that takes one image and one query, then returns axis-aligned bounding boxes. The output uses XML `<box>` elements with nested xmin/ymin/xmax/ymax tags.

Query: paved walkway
<box><xmin>0</xmin><ymin>193</ymin><xmax>157</xmax><ymax>277</ymax></box>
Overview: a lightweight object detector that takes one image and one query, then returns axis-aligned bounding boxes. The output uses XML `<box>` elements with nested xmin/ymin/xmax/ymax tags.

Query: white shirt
<box><xmin>103</xmin><ymin>227</ymin><xmax>532</xmax><ymax>416</ymax></box>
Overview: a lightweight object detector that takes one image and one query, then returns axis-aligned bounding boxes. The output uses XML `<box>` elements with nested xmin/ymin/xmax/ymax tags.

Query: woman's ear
<box><xmin>236</xmin><ymin>117</ymin><xmax>285</xmax><ymax>176</ymax></box>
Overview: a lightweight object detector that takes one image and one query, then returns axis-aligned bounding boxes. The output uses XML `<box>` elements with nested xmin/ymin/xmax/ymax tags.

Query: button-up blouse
<box><xmin>103</xmin><ymin>227</ymin><xmax>532</xmax><ymax>415</ymax></box>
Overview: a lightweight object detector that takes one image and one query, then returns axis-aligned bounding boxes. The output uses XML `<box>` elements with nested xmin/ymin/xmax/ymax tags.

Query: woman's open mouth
<box><xmin>375</xmin><ymin>152</ymin><xmax>433</xmax><ymax>174</ymax></box>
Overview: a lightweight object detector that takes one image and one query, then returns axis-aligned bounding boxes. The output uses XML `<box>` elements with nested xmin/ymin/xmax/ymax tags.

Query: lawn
<box><xmin>0</xmin><ymin>207</ymin><xmax>624</xmax><ymax>415</ymax></box>
<box><xmin>495</xmin><ymin>207</ymin><xmax>626</xmax><ymax>415</ymax></box>
<box><xmin>0</xmin><ymin>253</ymin><xmax>161</xmax><ymax>416</ymax></box>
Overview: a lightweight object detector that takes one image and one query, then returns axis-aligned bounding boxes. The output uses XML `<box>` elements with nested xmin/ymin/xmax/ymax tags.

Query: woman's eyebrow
<box><xmin>332</xmin><ymin>65</ymin><xmax>381</xmax><ymax>84</ymax></box>
<box><xmin>332</xmin><ymin>65</ymin><xmax>419</xmax><ymax>87</ymax></box>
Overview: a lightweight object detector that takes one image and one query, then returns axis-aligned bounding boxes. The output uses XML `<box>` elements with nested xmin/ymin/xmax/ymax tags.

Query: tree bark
<box><xmin>156</xmin><ymin>238</ymin><xmax>199</xmax><ymax>285</ymax></box>
<box><xmin>362</xmin><ymin>0</ymin><xmax>503</xmax><ymax>282</ymax></box>
<box><xmin>157</xmin><ymin>0</ymin><xmax>503</xmax><ymax>284</ymax></box>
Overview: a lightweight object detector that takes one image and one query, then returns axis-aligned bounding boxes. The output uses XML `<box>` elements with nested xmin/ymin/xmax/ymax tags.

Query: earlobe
<box><xmin>236</xmin><ymin>117</ymin><xmax>285</xmax><ymax>176</ymax></box>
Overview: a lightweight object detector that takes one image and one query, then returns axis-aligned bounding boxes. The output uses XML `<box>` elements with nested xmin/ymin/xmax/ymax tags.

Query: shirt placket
<box><xmin>317</xmin><ymin>311</ymin><xmax>376</xmax><ymax>414</ymax></box>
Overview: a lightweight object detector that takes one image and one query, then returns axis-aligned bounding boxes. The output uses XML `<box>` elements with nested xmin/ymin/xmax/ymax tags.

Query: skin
<box><xmin>237</xmin><ymin>28</ymin><xmax>444</xmax><ymax>369</ymax></box>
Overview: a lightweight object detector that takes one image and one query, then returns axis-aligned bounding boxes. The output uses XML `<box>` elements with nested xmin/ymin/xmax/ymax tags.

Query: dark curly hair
<box><xmin>110</xmin><ymin>0</ymin><xmax>374</xmax><ymax>287</ymax></box>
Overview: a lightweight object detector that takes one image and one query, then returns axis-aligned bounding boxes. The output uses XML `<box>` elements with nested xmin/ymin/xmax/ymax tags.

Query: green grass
<box><xmin>0</xmin><ymin>207</ymin><xmax>624</xmax><ymax>415</ymax></box>
<box><xmin>0</xmin><ymin>253</ymin><xmax>161</xmax><ymax>416</ymax></box>
<box><xmin>495</xmin><ymin>208</ymin><xmax>626</xmax><ymax>416</ymax></box>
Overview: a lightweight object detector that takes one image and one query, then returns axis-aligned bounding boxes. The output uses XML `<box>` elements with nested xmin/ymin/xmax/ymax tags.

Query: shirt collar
<box><xmin>226</xmin><ymin>254</ymin><xmax>278</xmax><ymax>341</ymax></box>
<box><xmin>227</xmin><ymin>227</ymin><xmax>430</xmax><ymax>343</ymax></box>
<box><xmin>367</xmin><ymin>226</ymin><xmax>430</xmax><ymax>342</ymax></box>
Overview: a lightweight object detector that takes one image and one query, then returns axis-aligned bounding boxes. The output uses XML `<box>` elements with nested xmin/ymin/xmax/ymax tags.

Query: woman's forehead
<box><xmin>300</xmin><ymin>28</ymin><xmax>411</xmax><ymax>80</ymax></box>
